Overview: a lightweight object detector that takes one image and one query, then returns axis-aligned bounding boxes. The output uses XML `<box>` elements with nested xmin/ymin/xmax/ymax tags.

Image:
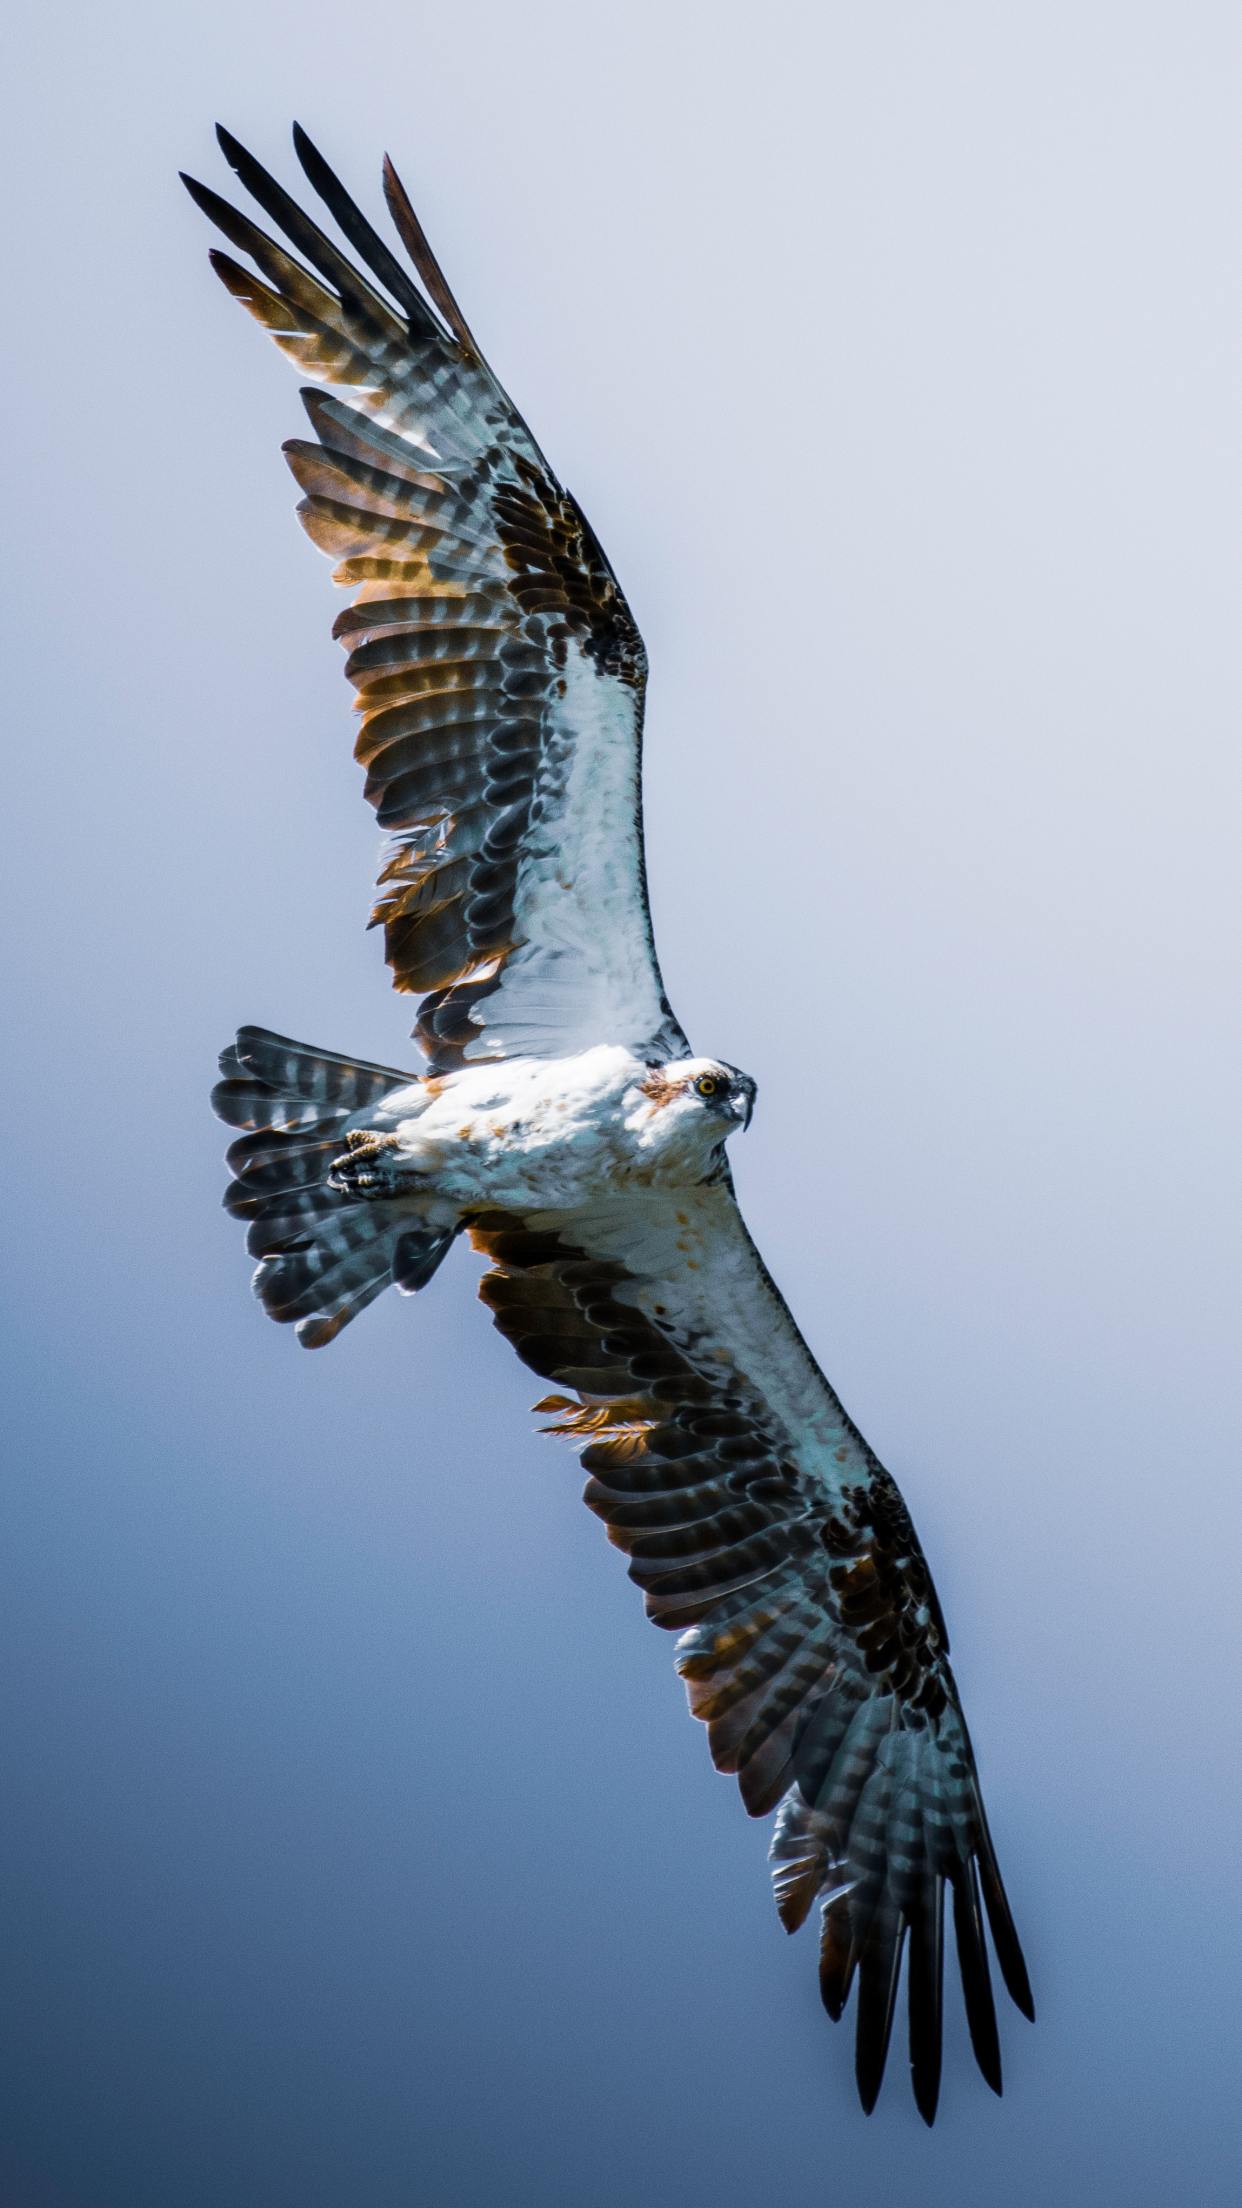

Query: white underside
<box><xmin>368</xmin><ymin>1046</ymin><xmax>722</xmax><ymax>1209</ymax></box>
<box><xmin>354</xmin><ymin>1045</ymin><xmax>874</xmax><ymax>1506</ymax></box>
<box><xmin>458</xmin><ymin>643</ymin><xmax>674</xmax><ymax>1063</ymax></box>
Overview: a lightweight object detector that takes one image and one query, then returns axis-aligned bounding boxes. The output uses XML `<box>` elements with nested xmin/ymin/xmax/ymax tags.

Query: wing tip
<box><xmin>214</xmin><ymin>120</ymin><xmax>244</xmax><ymax>168</ymax></box>
<box><xmin>911</xmin><ymin>2075</ymin><xmax>941</xmax><ymax>2127</ymax></box>
<box><xmin>180</xmin><ymin>170</ymin><xmax>231</xmax><ymax>229</ymax></box>
<box><xmin>977</xmin><ymin>1823</ymin><xmax>1037</xmax><ymax>2021</ymax></box>
<box><xmin>380</xmin><ymin>152</ymin><xmax>476</xmax><ymax>354</ymax></box>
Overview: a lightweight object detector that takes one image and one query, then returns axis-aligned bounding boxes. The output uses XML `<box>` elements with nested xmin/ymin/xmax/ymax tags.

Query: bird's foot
<box><xmin>328</xmin><ymin>1128</ymin><xmax>405</xmax><ymax>1197</ymax></box>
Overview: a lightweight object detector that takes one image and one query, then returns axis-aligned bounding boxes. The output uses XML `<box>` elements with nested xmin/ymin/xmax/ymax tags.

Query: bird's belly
<box><xmin>391</xmin><ymin>1095</ymin><xmax>679</xmax><ymax>1213</ymax></box>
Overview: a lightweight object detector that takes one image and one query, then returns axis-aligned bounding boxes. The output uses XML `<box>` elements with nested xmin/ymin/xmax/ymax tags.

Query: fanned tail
<box><xmin>212</xmin><ymin>1026</ymin><xmax>455</xmax><ymax>1346</ymax></box>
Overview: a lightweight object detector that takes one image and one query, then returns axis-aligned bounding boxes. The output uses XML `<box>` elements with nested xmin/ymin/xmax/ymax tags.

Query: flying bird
<box><xmin>185</xmin><ymin>125</ymin><xmax>1034</xmax><ymax>2122</ymax></box>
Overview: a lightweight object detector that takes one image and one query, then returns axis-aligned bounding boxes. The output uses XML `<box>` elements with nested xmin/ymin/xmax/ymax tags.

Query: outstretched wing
<box><xmin>183</xmin><ymin>127</ymin><xmax>685</xmax><ymax>1070</ymax></box>
<box><xmin>472</xmin><ymin>1184</ymin><xmax>1033</xmax><ymax>2122</ymax></box>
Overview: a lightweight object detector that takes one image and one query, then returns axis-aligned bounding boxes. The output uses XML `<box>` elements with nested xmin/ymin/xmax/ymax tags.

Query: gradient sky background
<box><xmin>3</xmin><ymin>5</ymin><xmax>1240</xmax><ymax>2204</ymax></box>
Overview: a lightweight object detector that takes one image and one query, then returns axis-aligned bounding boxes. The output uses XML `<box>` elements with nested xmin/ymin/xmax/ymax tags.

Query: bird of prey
<box><xmin>186</xmin><ymin>125</ymin><xmax>1034</xmax><ymax>2123</ymax></box>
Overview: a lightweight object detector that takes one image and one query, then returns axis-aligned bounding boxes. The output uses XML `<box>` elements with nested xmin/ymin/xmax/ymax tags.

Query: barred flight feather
<box><xmin>184</xmin><ymin>127</ymin><xmax>683</xmax><ymax>1070</ymax></box>
<box><xmin>470</xmin><ymin>1187</ymin><xmax>1033</xmax><ymax>2121</ymax></box>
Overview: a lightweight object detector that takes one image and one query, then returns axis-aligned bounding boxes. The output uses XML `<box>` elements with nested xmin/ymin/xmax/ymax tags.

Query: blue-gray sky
<box><xmin>3</xmin><ymin>5</ymin><xmax>1240</xmax><ymax>2204</ymax></box>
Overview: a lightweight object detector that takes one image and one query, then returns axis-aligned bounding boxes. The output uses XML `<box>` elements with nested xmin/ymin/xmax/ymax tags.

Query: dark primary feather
<box><xmin>907</xmin><ymin>1877</ymin><xmax>946</xmax><ymax>2122</ymax></box>
<box><xmin>380</xmin><ymin>150</ymin><xmax>481</xmax><ymax>353</ymax></box>
<box><xmin>953</xmin><ymin>1858</ymin><xmax>1003</xmax><ymax>2093</ymax></box>
<box><xmin>214</xmin><ymin>124</ymin><xmax>407</xmax><ymax>338</ymax></box>
<box><xmin>470</xmin><ymin>1193</ymin><xmax>1033</xmax><ymax>2120</ymax></box>
<box><xmin>291</xmin><ymin>121</ymin><xmax>438</xmax><ymax>334</ymax></box>
<box><xmin>183</xmin><ymin>127</ymin><xmax>681</xmax><ymax>1070</ymax></box>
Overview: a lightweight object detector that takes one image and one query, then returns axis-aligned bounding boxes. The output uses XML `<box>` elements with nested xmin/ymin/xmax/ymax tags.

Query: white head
<box><xmin>632</xmin><ymin>1056</ymin><xmax>757</xmax><ymax>1164</ymax></box>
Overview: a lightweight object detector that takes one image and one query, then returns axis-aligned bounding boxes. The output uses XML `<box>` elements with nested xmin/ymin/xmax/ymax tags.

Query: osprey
<box><xmin>187</xmin><ymin>126</ymin><xmax>1033</xmax><ymax>2122</ymax></box>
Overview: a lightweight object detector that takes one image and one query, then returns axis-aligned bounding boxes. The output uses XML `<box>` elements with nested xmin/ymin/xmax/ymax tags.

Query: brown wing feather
<box><xmin>183</xmin><ymin>129</ymin><xmax>681</xmax><ymax>1069</ymax></box>
<box><xmin>470</xmin><ymin>1194</ymin><xmax>1033</xmax><ymax>2123</ymax></box>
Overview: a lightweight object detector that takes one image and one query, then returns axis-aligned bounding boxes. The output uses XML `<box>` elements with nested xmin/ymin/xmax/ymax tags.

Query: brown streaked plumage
<box><xmin>639</xmin><ymin>1067</ymin><xmax>691</xmax><ymax>1108</ymax></box>
<box><xmin>190</xmin><ymin>126</ymin><xmax>1034</xmax><ymax>2124</ymax></box>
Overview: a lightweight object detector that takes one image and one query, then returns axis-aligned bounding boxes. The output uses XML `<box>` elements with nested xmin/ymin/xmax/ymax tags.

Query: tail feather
<box><xmin>223</xmin><ymin>1130</ymin><xmax>341</xmax><ymax>1209</ymax></box>
<box><xmin>212</xmin><ymin>1025</ymin><xmax>455</xmax><ymax>1346</ymax></box>
<box><xmin>214</xmin><ymin>1025</ymin><xmax>408</xmax><ymax>1127</ymax></box>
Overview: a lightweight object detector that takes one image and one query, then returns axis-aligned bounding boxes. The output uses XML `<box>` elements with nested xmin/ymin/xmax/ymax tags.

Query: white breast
<box><xmin>378</xmin><ymin>1046</ymin><xmax>652</xmax><ymax>1210</ymax></box>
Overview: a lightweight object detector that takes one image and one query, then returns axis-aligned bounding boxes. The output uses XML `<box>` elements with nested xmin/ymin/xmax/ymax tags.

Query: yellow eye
<box><xmin>694</xmin><ymin>1074</ymin><xmax>721</xmax><ymax>1099</ymax></box>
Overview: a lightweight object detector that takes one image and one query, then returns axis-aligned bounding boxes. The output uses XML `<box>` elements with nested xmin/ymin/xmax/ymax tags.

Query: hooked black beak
<box><xmin>733</xmin><ymin>1081</ymin><xmax>756</xmax><ymax>1132</ymax></box>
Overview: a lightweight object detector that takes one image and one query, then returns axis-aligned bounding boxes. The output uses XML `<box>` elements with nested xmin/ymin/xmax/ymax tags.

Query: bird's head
<box><xmin>637</xmin><ymin>1057</ymin><xmax>757</xmax><ymax>1153</ymax></box>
